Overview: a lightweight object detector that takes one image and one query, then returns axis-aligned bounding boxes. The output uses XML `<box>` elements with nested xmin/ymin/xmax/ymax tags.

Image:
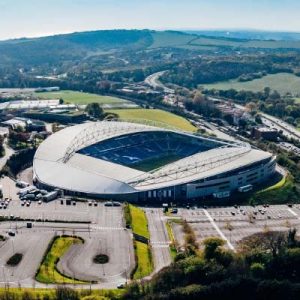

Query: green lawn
<box><xmin>201</xmin><ymin>73</ymin><xmax>300</xmax><ymax>95</ymax></box>
<box><xmin>36</xmin><ymin>236</ymin><xmax>87</xmax><ymax>284</ymax></box>
<box><xmin>129</xmin><ymin>205</ymin><xmax>150</xmax><ymax>239</ymax></box>
<box><xmin>107</xmin><ymin>108</ymin><xmax>197</xmax><ymax>132</ymax></box>
<box><xmin>35</xmin><ymin>90</ymin><xmax>128</xmax><ymax>105</ymax></box>
<box><xmin>133</xmin><ymin>241</ymin><xmax>153</xmax><ymax>280</ymax></box>
<box><xmin>131</xmin><ymin>154</ymin><xmax>181</xmax><ymax>172</ymax></box>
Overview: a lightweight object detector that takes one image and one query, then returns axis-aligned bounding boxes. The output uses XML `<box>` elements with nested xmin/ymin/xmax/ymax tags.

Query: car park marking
<box><xmin>91</xmin><ymin>226</ymin><xmax>124</xmax><ymax>231</ymax></box>
<box><xmin>203</xmin><ymin>209</ymin><xmax>235</xmax><ymax>251</ymax></box>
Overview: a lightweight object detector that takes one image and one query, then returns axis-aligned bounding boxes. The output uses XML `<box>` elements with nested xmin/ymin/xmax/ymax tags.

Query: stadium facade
<box><xmin>33</xmin><ymin>121</ymin><xmax>277</xmax><ymax>201</ymax></box>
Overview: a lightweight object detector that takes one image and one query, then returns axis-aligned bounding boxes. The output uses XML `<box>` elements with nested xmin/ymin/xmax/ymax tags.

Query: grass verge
<box><xmin>250</xmin><ymin>175</ymin><xmax>299</xmax><ymax>205</ymax></box>
<box><xmin>124</xmin><ymin>203</ymin><xmax>153</xmax><ymax>279</ymax></box>
<box><xmin>166</xmin><ymin>221</ymin><xmax>177</xmax><ymax>260</ymax></box>
<box><xmin>0</xmin><ymin>287</ymin><xmax>123</xmax><ymax>300</ymax></box>
<box><xmin>259</xmin><ymin>174</ymin><xmax>287</xmax><ymax>193</ymax></box>
<box><xmin>36</xmin><ymin>235</ymin><xmax>88</xmax><ymax>284</ymax></box>
<box><xmin>128</xmin><ymin>204</ymin><xmax>150</xmax><ymax>239</ymax></box>
<box><xmin>132</xmin><ymin>241</ymin><xmax>153</xmax><ymax>280</ymax></box>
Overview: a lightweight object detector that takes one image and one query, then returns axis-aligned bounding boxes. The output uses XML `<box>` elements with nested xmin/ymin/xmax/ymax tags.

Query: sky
<box><xmin>0</xmin><ymin>0</ymin><xmax>300</xmax><ymax>40</ymax></box>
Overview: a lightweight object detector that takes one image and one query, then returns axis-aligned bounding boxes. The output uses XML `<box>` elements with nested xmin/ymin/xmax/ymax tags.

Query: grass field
<box><xmin>201</xmin><ymin>73</ymin><xmax>300</xmax><ymax>95</ymax></box>
<box><xmin>132</xmin><ymin>154</ymin><xmax>181</xmax><ymax>172</ymax></box>
<box><xmin>35</xmin><ymin>90</ymin><xmax>128</xmax><ymax>105</ymax></box>
<box><xmin>190</xmin><ymin>37</ymin><xmax>300</xmax><ymax>49</ymax></box>
<box><xmin>129</xmin><ymin>205</ymin><xmax>150</xmax><ymax>239</ymax></box>
<box><xmin>107</xmin><ymin>108</ymin><xmax>197</xmax><ymax>132</ymax></box>
<box><xmin>133</xmin><ymin>241</ymin><xmax>153</xmax><ymax>280</ymax></box>
<box><xmin>150</xmin><ymin>31</ymin><xmax>196</xmax><ymax>48</ymax></box>
<box><xmin>36</xmin><ymin>236</ymin><xmax>86</xmax><ymax>284</ymax></box>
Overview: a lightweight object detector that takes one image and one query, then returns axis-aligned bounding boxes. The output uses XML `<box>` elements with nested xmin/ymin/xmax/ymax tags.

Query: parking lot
<box><xmin>171</xmin><ymin>205</ymin><xmax>300</xmax><ymax>250</ymax></box>
<box><xmin>0</xmin><ymin>176</ymin><xmax>134</xmax><ymax>289</ymax></box>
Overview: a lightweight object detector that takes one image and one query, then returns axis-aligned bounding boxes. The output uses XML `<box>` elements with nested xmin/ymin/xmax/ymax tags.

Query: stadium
<box><xmin>33</xmin><ymin>121</ymin><xmax>277</xmax><ymax>201</ymax></box>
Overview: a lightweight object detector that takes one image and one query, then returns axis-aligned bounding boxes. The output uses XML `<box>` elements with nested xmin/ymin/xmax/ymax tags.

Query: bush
<box><xmin>93</xmin><ymin>254</ymin><xmax>109</xmax><ymax>264</ymax></box>
<box><xmin>250</xmin><ymin>262</ymin><xmax>265</xmax><ymax>278</ymax></box>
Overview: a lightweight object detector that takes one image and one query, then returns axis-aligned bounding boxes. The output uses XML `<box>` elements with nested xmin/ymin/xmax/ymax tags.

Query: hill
<box><xmin>2</xmin><ymin>29</ymin><xmax>300</xmax><ymax>70</ymax></box>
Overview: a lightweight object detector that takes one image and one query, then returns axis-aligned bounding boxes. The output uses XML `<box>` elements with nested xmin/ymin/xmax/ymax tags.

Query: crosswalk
<box><xmin>91</xmin><ymin>226</ymin><xmax>124</xmax><ymax>231</ymax></box>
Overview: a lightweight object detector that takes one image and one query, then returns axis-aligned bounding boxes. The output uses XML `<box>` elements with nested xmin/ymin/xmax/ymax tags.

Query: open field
<box><xmin>35</xmin><ymin>90</ymin><xmax>128</xmax><ymax>105</ymax></box>
<box><xmin>150</xmin><ymin>31</ymin><xmax>196</xmax><ymax>48</ymax></box>
<box><xmin>150</xmin><ymin>32</ymin><xmax>300</xmax><ymax>50</ymax></box>
<box><xmin>107</xmin><ymin>108</ymin><xmax>197</xmax><ymax>132</ymax></box>
<box><xmin>200</xmin><ymin>73</ymin><xmax>300</xmax><ymax>95</ymax></box>
<box><xmin>36</xmin><ymin>236</ymin><xmax>86</xmax><ymax>284</ymax></box>
<box><xmin>190</xmin><ymin>37</ymin><xmax>300</xmax><ymax>49</ymax></box>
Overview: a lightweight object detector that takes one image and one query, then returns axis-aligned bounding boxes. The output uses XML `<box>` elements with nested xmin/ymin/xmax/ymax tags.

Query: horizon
<box><xmin>1</xmin><ymin>0</ymin><xmax>300</xmax><ymax>40</ymax></box>
<box><xmin>2</xmin><ymin>27</ymin><xmax>300</xmax><ymax>42</ymax></box>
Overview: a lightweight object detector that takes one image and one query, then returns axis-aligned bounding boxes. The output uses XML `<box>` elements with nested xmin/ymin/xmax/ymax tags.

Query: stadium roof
<box><xmin>33</xmin><ymin>121</ymin><xmax>273</xmax><ymax>195</ymax></box>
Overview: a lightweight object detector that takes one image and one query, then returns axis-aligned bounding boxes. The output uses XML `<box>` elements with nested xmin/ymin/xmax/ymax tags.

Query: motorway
<box><xmin>144</xmin><ymin>71</ymin><xmax>175</xmax><ymax>94</ymax></box>
<box><xmin>261</xmin><ymin>113</ymin><xmax>300</xmax><ymax>142</ymax></box>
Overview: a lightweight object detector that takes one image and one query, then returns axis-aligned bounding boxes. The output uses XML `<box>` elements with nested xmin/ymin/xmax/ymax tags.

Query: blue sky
<box><xmin>0</xmin><ymin>0</ymin><xmax>299</xmax><ymax>40</ymax></box>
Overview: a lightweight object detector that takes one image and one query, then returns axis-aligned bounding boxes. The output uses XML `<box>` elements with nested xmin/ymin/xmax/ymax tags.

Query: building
<box><xmin>2</xmin><ymin>117</ymin><xmax>28</xmax><ymax>130</ymax></box>
<box><xmin>33</xmin><ymin>121</ymin><xmax>277</xmax><ymax>202</ymax></box>
<box><xmin>2</xmin><ymin>117</ymin><xmax>46</xmax><ymax>132</ymax></box>
<box><xmin>252</xmin><ymin>127</ymin><xmax>278</xmax><ymax>141</ymax></box>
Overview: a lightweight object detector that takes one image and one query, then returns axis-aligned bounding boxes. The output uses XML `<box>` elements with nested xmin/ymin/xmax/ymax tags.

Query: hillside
<box><xmin>2</xmin><ymin>29</ymin><xmax>300</xmax><ymax>70</ymax></box>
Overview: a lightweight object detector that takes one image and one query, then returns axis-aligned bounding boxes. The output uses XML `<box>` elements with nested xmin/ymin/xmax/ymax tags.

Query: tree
<box><xmin>203</xmin><ymin>237</ymin><xmax>225</xmax><ymax>261</ymax></box>
<box><xmin>85</xmin><ymin>102</ymin><xmax>104</xmax><ymax>119</ymax></box>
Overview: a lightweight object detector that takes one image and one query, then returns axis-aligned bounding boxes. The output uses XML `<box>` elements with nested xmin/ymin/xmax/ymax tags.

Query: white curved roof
<box><xmin>33</xmin><ymin>121</ymin><xmax>272</xmax><ymax>195</ymax></box>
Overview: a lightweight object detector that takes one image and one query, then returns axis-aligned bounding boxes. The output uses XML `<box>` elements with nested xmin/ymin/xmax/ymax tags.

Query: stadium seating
<box><xmin>78</xmin><ymin>131</ymin><xmax>218</xmax><ymax>168</ymax></box>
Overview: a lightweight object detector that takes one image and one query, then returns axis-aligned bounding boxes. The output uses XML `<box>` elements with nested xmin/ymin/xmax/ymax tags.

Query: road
<box><xmin>144</xmin><ymin>71</ymin><xmax>175</xmax><ymax>94</ymax></box>
<box><xmin>261</xmin><ymin>113</ymin><xmax>300</xmax><ymax>142</ymax></box>
<box><xmin>145</xmin><ymin>209</ymin><xmax>171</xmax><ymax>274</ymax></box>
<box><xmin>0</xmin><ymin>140</ymin><xmax>14</xmax><ymax>171</ymax></box>
<box><xmin>208</xmin><ymin>96</ymin><xmax>300</xmax><ymax>148</ymax></box>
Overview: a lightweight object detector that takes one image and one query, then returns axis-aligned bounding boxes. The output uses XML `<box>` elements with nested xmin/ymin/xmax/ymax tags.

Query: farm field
<box><xmin>35</xmin><ymin>90</ymin><xmax>129</xmax><ymax>105</ymax></box>
<box><xmin>150</xmin><ymin>31</ymin><xmax>197</xmax><ymax>48</ymax></box>
<box><xmin>200</xmin><ymin>73</ymin><xmax>300</xmax><ymax>95</ymax></box>
<box><xmin>107</xmin><ymin>108</ymin><xmax>197</xmax><ymax>132</ymax></box>
<box><xmin>190</xmin><ymin>37</ymin><xmax>300</xmax><ymax>49</ymax></box>
<box><xmin>150</xmin><ymin>32</ymin><xmax>300</xmax><ymax>50</ymax></box>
